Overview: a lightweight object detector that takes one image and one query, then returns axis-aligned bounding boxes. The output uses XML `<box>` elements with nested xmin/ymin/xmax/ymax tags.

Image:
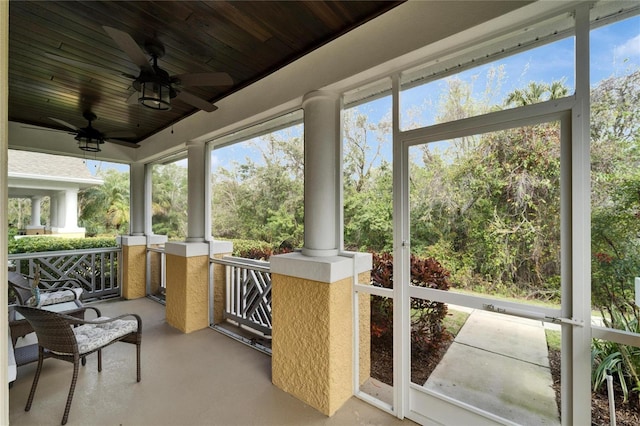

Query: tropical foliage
<box><xmin>151</xmin><ymin>163</ymin><xmax>189</xmax><ymax>240</ymax></box>
<box><xmin>79</xmin><ymin>169</ymin><xmax>130</xmax><ymax>236</ymax></box>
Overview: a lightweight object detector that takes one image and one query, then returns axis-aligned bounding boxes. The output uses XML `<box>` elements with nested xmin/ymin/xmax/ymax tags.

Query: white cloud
<box><xmin>614</xmin><ymin>34</ymin><xmax>640</xmax><ymax>60</ymax></box>
<box><xmin>210</xmin><ymin>154</ymin><xmax>220</xmax><ymax>170</ymax></box>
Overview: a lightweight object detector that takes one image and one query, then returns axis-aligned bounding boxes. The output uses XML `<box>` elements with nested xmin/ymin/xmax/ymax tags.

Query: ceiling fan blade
<box><xmin>107</xmin><ymin>139</ymin><xmax>140</xmax><ymax>149</ymax></box>
<box><xmin>104</xmin><ymin>130</ymin><xmax>137</xmax><ymax>139</ymax></box>
<box><xmin>49</xmin><ymin>117</ymin><xmax>79</xmax><ymax>131</ymax></box>
<box><xmin>173</xmin><ymin>72</ymin><xmax>233</xmax><ymax>87</ymax></box>
<box><xmin>20</xmin><ymin>125</ymin><xmax>70</xmax><ymax>134</ymax></box>
<box><xmin>43</xmin><ymin>52</ymin><xmax>137</xmax><ymax>79</ymax></box>
<box><xmin>125</xmin><ymin>91</ymin><xmax>139</xmax><ymax>105</ymax></box>
<box><xmin>175</xmin><ymin>90</ymin><xmax>218</xmax><ymax>112</ymax></box>
<box><xmin>103</xmin><ymin>26</ymin><xmax>151</xmax><ymax>71</ymax></box>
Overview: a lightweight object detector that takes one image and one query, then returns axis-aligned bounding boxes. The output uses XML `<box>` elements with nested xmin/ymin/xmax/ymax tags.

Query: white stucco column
<box><xmin>130</xmin><ymin>162</ymin><xmax>145</xmax><ymax>236</ymax></box>
<box><xmin>63</xmin><ymin>189</ymin><xmax>78</xmax><ymax>229</ymax></box>
<box><xmin>55</xmin><ymin>191</ymin><xmax>66</xmax><ymax>228</ymax></box>
<box><xmin>51</xmin><ymin>189</ymin><xmax>82</xmax><ymax>233</ymax></box>
<box><xmin>301</xmin><ymin>90</ymin><xmax>340</xmax><ymax>257</ymax></box>
<box><xmin>30</xmin><ymin>196</ymin><xmax>41</xmax><ymax>226</ymax></box>
<box><xmin>50</xmin><ymin>195</ymin><xmax>58</xmax><ymax>228</ymax></box>
<box><xmin>186</xmin><ymin>142</ymin><xmax>207</xmax><ymax>242</ymax></box>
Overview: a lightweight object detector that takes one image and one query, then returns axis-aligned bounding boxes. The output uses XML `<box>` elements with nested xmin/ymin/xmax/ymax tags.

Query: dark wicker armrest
<box><xmin>63</xmin><ymin>305</ymin><xmax>102</xmax><ymax>319</ymax></box>
<box><xmin>8</xmin><ymin>282</ymin><xmax>31</xmax><ymax>292</ymax></box>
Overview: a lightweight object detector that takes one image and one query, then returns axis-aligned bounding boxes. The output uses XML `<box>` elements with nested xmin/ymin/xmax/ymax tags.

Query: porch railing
<box><xmin>146</xmin><ymin>245</ymin><xmax>166</xmax><ymax>303</ymax></box>
<box><xmin>8</xmin><ymin>247</ymin><xmax>122</xmax><ymax>301</ymax></box>
<box><xmin>211</xmin><ymin>256</ymin><xmax>272</xmax><ymax>336</ymax></box>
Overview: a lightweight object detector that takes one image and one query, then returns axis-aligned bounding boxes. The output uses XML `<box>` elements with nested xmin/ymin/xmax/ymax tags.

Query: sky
<box><xmin>87</xmin><ymin>14</ymin><xmax>640</xmax><ymax>176</ymax></box>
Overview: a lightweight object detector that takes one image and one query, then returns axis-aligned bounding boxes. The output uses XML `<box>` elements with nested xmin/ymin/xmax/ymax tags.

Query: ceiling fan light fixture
<box><xmin>139</xmin><ymin>79</ymin><xmax>172</xmax><ymax>111</ymax></box>
<box><xmin>76</xmin><ymin>135</ymin><xmax>102</xmax><ymax>152</ymax></box>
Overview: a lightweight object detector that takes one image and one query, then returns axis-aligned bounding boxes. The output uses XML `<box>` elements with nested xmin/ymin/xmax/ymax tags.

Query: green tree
<box><xmin>408</xmin><ymin>79</ymin><xmax>566</xmax><ymax>300</ymax></box>
<box><xmin>8</xmin><ymin>198</ymin><xmax>31</xmax><ymax>230</ymax></box>
<box><xmin>590</xmin><ymin>70</ymin><xmax>640</xmax><ymax>318</ymax></box>
<box><xmin>152</xmin><ymin>163</ymin><xmax>188</xmax><ymax>240</ymax></box>
<box><xmin>212</xmin><ymin>128</ymin><xmax>304</xmax><ymax>247</ymax></box>
<box><xmin>343</xmin><ymin>106</ymin><xmax>393</xmax><ymax>252</ymax></box>
<box><xmin>79</xmin><ymin>168</ymin><xmax>130</xmax><ymax>236</ymax></box>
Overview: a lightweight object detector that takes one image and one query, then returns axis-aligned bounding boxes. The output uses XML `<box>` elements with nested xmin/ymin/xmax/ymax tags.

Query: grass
<box><xmin>443</xmin><ymin>307</ymin><xmax>470</xmax><ymax>337</ymax></box>
<box><xmin>545</xmin><ymin>329</ymin><xmax>562</xmax><ymax>351</ymax></box>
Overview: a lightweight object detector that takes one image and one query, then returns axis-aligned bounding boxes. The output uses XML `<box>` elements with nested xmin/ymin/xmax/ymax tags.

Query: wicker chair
<box><xmin>15</xmin><ymin>306</ymin><xmax>142</xmax><ymax>425</ymax></box>
<box><xmin>8</xmin><ymin>271</ymin><xmax>84</xmax><ymax>306</ymax></box>
<box><xmin>8</xmin><ymin>271</ymin><xmax>85</xmax><ymax>347</ymax></box>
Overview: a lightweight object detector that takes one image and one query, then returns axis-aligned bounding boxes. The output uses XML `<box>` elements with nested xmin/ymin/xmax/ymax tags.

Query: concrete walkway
<box><xmin>424</xmin><ymin>309</ymin><xmax>560</xmax><ymax>425</ymax></box>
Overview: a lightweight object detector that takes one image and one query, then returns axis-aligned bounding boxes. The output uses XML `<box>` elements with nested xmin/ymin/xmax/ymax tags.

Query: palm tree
<box><xmin>505</xmin><ymin>80</ymin><xmax>569</xmax><ymax>107</ymax></box>
<box><xmin>79</xmin><ymin>169</ymin><xmax>130</xmax><ymax>235</ymax></box>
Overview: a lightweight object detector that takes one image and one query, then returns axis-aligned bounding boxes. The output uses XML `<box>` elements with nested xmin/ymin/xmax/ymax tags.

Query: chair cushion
<box><xmin>27</xmin><ymin>288</ymin><xmax>83</xmax><ymax>307</ymax></box>
<box><xmin>53</xmin><ymin>317</ymin><xmax>138</xmax><ymax>355</ymax></box>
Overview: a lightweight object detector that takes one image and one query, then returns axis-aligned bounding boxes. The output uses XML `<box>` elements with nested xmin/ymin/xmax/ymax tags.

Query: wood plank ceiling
<box><xmin>9</xmin><ymin>1</ymin><xmax>403</xmax><ymax>146</ymax></box>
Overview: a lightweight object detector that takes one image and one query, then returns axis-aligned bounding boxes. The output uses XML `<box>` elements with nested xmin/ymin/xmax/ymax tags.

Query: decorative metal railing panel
<box><xmin>212</xmin><ymin>256</ymin><xmax>272</xmax><ymax>336</ymax></box>
<box><xmin>8</xmin><ymin>247</ymin><xmax>122</xmax><ymax>301</ymax></box>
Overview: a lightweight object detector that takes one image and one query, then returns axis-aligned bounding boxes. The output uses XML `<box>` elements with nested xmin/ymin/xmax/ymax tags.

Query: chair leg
<box><xmin>97</xmin><ymin>349</ymin><xmax>102</xmax><ymax>372</ymax></box>
<box><xmin>136</xmin><ymin>342</ymin><xmax>141</xmax><ymax>382</ymax></box>
<box><xmin>25</xmin><ymin>349</ymin><xmax>44</xmax><ymax>412</ymax></box>
<box><xmin>61</xmin><ymin>357</ymin><xmax>80</xmax><ymax>425</ymax></box>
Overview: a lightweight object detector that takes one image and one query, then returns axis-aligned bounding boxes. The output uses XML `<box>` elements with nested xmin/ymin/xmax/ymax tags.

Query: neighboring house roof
<box><xmin>8</xmin><ymin>149</ymin><xmax>104</xmax><ymax>198</ymax></box>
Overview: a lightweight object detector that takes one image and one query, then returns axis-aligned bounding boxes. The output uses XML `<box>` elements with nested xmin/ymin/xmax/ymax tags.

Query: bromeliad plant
<box><xmin>592</xmin><ymin>302</ymin><xmax>640</xmax><ymax>405</ymax></box>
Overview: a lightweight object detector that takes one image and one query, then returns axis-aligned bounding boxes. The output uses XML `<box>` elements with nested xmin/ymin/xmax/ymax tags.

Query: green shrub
<box><xmin>8</xmin><ymin>236</ymin><xmax>118</xmax><ymax>254</ymax></box>
<box><xmin>225</xmin><ymin>238</ymin><xmax>293</xmax><ymax>260</ymax></box>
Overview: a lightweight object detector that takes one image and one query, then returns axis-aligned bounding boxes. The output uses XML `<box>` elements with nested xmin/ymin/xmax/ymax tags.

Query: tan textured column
<box><xmin>270</xmin><ymin>252</ymin><xmax>372</xmax><ymax>416</ymax></box>
<box><xmin>272</xmin><ymin>274</ymin><xmax>352</xmax><ymax>415</ymax></box>
<box><xmin>165</xmin><ymin>242</ymin><xmax>210</xmax><ymax>333</ymax></box>
<box><xmin>120</xmin><ymin>236</ymin><xmax>147</xmax><ymax>299</ymax></box>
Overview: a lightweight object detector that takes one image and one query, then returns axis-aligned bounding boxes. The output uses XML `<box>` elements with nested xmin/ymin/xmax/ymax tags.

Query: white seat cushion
<box><xmin>27</xmin><ymin>288</ymin><xmax>83</xmax><ymax>307</ymax></box>
<box><xmin>53</xmin><ymin>317</ymin><xmax>138</xmax><ymax>355</ymax></box>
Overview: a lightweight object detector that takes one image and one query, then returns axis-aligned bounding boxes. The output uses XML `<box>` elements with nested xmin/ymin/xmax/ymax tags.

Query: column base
<box><xmin>165</xmin><ymin>242</ymin><xmax>209</xmax><ymax>333</ymax></box>
<box><xmin>270</xmin><ymin>252</ymin><xmax>372</xmax><ymax>416</ymax></box>
<box><xmin>301</xmin><ymin>247</ymin><xmax>339</xmax><ymax>257</ymax></box>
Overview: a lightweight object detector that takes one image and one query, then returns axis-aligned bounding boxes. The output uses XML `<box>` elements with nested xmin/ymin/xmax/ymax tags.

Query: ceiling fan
<box><xmin>48</xmin><ymin>111</ymin><xmax>140</xmax><ymax>152</ymax></box>
<box><xmin>46</xmin><ymin>27</ymin><xmax>233</xmax><ymax>112</ymax></box>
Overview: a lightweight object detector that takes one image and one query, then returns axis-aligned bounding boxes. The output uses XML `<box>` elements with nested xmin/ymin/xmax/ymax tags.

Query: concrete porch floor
<box><xmin>9</xmin><ymin>297</ymin><xmax>411</xmax><ymax>426</ymax></box>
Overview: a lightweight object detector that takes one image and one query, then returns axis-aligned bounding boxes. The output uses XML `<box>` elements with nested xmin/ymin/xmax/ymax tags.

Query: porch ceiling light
<box><xmin>75</xmin><ymin>134</ymin><xmax>103</xmax><ymax>152</ymax></box>
<box><xmin>134</xmin><ymin>57</ymin><xmax>174</xmax><ymax>111</ymax></box>
<box><xmin>138</xmin><ymin>78</ymin><xmax>172</xmax><ymax>111</ymax></box>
